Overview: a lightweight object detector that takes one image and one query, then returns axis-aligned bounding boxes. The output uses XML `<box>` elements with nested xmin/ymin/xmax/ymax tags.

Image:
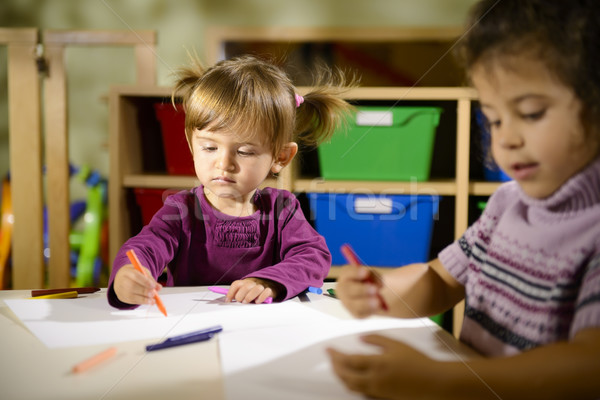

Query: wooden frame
<box><xmin>1</xmin><ymin>28</ymin><xmax>44</xmax><ymax>290</ymax></box>
<box><xmin>1</xmin><ymin>29</ymin><xmax>157</xmax><ymax>289</ymax></box>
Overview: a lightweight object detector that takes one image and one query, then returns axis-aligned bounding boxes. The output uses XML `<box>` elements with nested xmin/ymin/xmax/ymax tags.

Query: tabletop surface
<box><xmin>0</xmin><ymin>284</ymin><xmax>479</xmax><ymax>400</ymax></box>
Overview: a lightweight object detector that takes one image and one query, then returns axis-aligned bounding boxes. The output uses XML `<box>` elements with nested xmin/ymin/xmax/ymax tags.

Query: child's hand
<box><xmin>226</xmin><ymin>278</ymin><xmax>279</xmax><ymax>304</ymax></box>
<box><xmin>113</xmin><ymin>264</ymin><xmax>163</xmax><ymax>306</ymax></box>
<box><xmin>327</xmin><ymin>335</ymin><xmax>434</xmax><ymax>399</ymax></box>
<box><xmin>336</xmin><ymin>265</ymin><xmax>385</xmax><ymax>318</ymax></box>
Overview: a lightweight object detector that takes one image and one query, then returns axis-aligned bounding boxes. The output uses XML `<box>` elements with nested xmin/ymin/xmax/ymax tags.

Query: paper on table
<box><xmin>219</xmin><ymin>318</ymin><xmax>475</xmax><ymax>400</ymax></box>
<box><xmin>4</xmin><ymin>291</ymin><xmax>337</xmax><ymax>348</ymax></box>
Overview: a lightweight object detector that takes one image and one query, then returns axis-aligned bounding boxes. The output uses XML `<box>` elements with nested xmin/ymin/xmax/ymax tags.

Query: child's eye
<box><xmin>521</xmin><ymin>110</ymin><xmax>546</xmax><ymax>121</ymax></box>
<box><xmin>201</xmin><ymin>146</ymin><xmax>217</xmax><ymax>152</ymax></box>
<box><xmin>237</xmin><ymin>150</ymin><xmax>255</xmax><ymax>156</ymax></box>
<box><xmin>478</xmin><ymin>111</ymin><xmax>499</xmax><ymax>132</ymax></box>
<box><xmin>485</xmin><ymin>119</ymin><xmax>501</xmax><ymax>131</ymax></box>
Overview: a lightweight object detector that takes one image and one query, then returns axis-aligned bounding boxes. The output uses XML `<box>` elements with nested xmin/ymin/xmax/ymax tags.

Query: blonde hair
<box><xmin>172</xmin><ymin>55</ymin><xmax>356</xmax><ymax>157</ymax></box>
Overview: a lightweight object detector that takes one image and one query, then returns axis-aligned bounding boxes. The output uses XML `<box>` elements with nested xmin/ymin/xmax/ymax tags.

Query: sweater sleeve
<box><xmin>107</xmin><ymin>191</ymin><xmax>187</xmax><ymax>308</ymax></box>
<box><xmin>244</xmin><ymin>191</ymin><xmax>331</xmax><ymax>300</ymax></box>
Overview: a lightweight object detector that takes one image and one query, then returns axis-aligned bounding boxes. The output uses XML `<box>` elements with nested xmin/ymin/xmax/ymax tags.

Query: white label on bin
<box><xmin>354</xmin><ymin>197</ymin><xmax>393</xmax><ymax>214</ymax></box>
<box><xmin>356</xmin><ymin>111</ymin><xmax>393</xmax><ymax>126</ymax></box>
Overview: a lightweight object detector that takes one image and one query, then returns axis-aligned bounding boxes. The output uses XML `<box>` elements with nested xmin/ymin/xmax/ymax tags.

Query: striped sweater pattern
<box><xmin>439</xmin><ymin>157</ymin><xmax>600</xmax><ymax>356</ymax></box>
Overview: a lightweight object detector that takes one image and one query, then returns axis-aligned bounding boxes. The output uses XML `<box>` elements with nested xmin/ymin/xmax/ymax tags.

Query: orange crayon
<box><xmin>126</xmin><ymin>249</ymin><xmax>168</xmax><ymax>317</ymax></box>
<box><xmin>72</xmin><ymin>347</ymin><xmax>117</xmax><ymax>374</ymax></box>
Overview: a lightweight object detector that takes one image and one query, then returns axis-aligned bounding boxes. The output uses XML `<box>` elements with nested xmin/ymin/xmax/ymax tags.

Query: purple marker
<box><xmin>208</xmin><ymin>286</ymin><xmax>273</xmax><ymax>304</ymax></box>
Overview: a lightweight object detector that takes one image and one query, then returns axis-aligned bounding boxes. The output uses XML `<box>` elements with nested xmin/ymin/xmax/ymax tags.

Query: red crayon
<box><xmin>340</xmin><ymin>244</ymin><xmax>389</xmax><ymax>311</ymax></box>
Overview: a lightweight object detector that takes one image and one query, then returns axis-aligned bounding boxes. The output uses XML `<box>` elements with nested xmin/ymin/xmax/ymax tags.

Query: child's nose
<box><xmin>216</xmin><ymin>151</ymin><xmax>235</xmax><ymax>171</ymax></box>
<box><xmin>496</xmin><ymin>122</ymin><xmax>524</xmax><ymax>149</ymax></box>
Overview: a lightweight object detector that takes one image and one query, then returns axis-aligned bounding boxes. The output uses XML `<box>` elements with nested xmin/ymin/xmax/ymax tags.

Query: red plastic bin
<box><xmin>134</xmin><ymin>188</ymin><xmax>167</xmax><ymax>225</ymax></box>
<box><xmin>153</xmin><ymin>103</ymin><xmax>195</xmax><ymax>175</ymax></box>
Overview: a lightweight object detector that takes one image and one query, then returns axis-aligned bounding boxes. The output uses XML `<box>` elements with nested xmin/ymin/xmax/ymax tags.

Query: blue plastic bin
<box><xmin>308</xmin><ymin>193</ymin><xmax>440</xmax><ymax>266</ymax></box>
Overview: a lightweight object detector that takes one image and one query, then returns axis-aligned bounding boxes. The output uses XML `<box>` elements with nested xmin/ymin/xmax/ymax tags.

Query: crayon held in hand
<box><xmin>340</xmin><ymin>244</ymin><xmax>389</xmax><ymax>311</ymax></box>
<box><xmin>126</xmin><ymin>249</ymin><xmax>168</xmax><ymax>317</ymax></box>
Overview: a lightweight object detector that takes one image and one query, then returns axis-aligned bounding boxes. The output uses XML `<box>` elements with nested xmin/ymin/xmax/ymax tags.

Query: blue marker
<box><xmin>146</xmin><ymin>325</ymin><xmax>223</xmax><ymax>352</ymax></box>
<box><xmin>307</xmin><ymin>286</ymin><xmax>323</xmax><ymax>295</ymax></box>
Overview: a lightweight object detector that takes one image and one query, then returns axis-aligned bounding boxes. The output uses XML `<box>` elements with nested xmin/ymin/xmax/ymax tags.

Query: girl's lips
<box><xmin>510</xmin><ymin>162</ymin><xmax>538</xmax><ymax>180</ymax></box>
<box><xmin>213</xmin><ymin>176</ymin><xmax>235</xmax><ymax>183</ymax></box>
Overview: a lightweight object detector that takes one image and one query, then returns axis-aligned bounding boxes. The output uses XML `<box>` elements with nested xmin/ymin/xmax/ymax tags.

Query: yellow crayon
<box><xmin>29</xmin><ymin>291</ymin><xmax>78</xmax><ymax>299</ymax></box>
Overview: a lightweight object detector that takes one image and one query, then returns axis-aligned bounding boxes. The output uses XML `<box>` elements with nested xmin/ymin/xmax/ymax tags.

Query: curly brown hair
<box><xmin>455</xmin><ymin>0</ymin><xmax>600</xmax><ymax>141</ymax></box>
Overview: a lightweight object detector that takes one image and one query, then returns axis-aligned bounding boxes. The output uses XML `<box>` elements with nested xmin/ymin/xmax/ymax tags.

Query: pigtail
<box><xmin>171</xmin><ymin>52</ymin><xmax>206</xmax><ymax>108</ymax></box>
<box><xmin>295</xmin><ymin>66</ymin><xmax>359</xmax><ymax>147</ymax></box>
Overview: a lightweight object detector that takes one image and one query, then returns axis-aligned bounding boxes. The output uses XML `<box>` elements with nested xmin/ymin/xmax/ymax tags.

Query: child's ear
<box><xmin>271</xmin><ymin>142</ymin><xmax>298</xmax><ymax>174</ymax></box>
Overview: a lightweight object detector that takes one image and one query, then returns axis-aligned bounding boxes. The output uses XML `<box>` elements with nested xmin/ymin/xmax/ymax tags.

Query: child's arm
<box><xmin>112</xmin><ymin>264</ymin><xmax>163</xmax><ymax>306</ymax></box>
<box><xmin>328</xmin><ymin>327</ymin><xmax>600</xmax><ymax>400</ymax></box>
<box><xmin>335</xmin><ymin>258</ymin><xmax>464</xmax><ymax>319</ymax></box>
<box><xmin>241</xmin><ymin>190</ymin><xmax>331</xmax><ymax>300</ymax></box>
<box><xmin>107</xmin><ymin>191</ymin><xmax>188</xmax><ymax>309</ymax></box>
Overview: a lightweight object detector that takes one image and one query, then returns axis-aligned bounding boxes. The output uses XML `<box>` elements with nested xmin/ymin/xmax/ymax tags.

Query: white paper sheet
<box><xmin>218</xmin><ymin>317</ymin><xmax>473</xmax><ymax>400</ymax></box>
<box><xmin>4</xmin><ymin>291</ymin><xmax>337</xmax><ymax>348</ymax></box>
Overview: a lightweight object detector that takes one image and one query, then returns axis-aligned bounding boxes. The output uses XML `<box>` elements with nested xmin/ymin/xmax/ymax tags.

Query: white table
<box><xmin>0</xmin><ymin>285</ymin><xmax>479</xmax><ymax>400</ymax></box>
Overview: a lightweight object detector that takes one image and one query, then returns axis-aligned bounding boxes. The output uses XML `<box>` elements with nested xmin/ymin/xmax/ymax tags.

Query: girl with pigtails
<box><xmin>108</xmin><ymin>55</ymin><xmax>355</xmax><ymax>308</ymax></box>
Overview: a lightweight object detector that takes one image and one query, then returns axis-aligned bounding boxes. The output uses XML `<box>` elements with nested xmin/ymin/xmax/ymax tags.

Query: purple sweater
<box><xmin>108</xmin><ymin>186</ymin><xmax>331</xmax><ymax>308</ymax></box>
<box><xmin>440</xmin><ymin>156</ymin><xmax>600</xmax><ymax>356</ymax></box>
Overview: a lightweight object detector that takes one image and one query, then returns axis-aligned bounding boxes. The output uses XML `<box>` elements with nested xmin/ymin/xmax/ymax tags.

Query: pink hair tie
<box><xmin>294</xmin><ymin>93</ymin><xmax>304</xmax><ymax>108</ymax></box>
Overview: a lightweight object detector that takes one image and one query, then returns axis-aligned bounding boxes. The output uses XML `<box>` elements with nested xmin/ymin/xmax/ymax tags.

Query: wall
<box><xmin>0</xmin><ymin>0</ymin><xmax>478</xmax><ymax>188</ymax></box>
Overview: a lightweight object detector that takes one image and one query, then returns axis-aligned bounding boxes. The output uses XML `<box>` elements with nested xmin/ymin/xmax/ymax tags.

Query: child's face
<box><xmin>191</xmin><ymin>128</ymin><xmax>278</xmax><ymax>207</ymax></box>
<box><xmin>472</xmin><ymin>56</ymin><xmax>599</xmax><ymax>199</ymax></box>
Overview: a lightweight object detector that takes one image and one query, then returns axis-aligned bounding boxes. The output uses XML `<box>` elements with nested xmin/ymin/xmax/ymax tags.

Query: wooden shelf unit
<box><xmin>109</xmin><ymin>85</ymin><xmax>499</xmax><ymax>261</ymax></box>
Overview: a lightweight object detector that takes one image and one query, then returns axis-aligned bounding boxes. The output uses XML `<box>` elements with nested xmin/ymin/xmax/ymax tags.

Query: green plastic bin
<box><xmin>318</xmin><ymin>106</ymin><xmax>442</xmax><ymax>181</ymax></box>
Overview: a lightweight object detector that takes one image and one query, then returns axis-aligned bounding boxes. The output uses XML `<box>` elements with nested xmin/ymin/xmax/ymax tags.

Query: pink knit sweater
<box><xmin>439</xmin><ymin>157</ymin><xmax>600</xmax><ymax>356</ymax></box>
